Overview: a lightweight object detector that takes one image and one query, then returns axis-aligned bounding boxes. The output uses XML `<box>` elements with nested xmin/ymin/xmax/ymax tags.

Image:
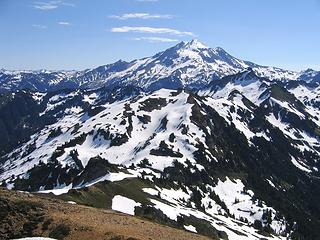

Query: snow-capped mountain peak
<box><xmin>1</xmin><ymin>40</ymin><xmax>319</xmax><ymax>93</ymax></box>
<box><xmin>183</xmin><ymin>39</ymin><xmax>209</xmax><ymax>50</ymax></box>
<box><xmin>1</xmin><ymin>39</ymin><xmax>320</xmax><ymax>240</ymax></box>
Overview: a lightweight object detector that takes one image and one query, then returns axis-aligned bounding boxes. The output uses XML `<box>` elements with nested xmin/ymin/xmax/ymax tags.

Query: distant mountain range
<box><xmin>1</xmin><ymin>40</ymin><xmax>319</xmax><ymax>92</ymax></box>
<box><xmin>0</xmin><ymin>40</ymin><xmax>320</xmax><ymax>240</ymax></box>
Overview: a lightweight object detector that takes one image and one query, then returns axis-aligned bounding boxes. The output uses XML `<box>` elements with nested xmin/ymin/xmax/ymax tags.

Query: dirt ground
<box><xmin>0</xmin><ymin>188</ymin><xmax>212</xmax><ymax>240</ymax></box>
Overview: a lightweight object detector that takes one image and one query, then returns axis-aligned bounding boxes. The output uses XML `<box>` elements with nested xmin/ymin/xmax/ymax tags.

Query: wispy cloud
<box><xmin>111</xmin><ymin>26</ymin><xmax>194</xmax><ymax>37</ymax></box>
<box><xmin>58</xmin><ymin>21</ymin><xmax>71</xmax><ymax>26</ymax></box>
<box><xmin>133</xmin><ymin>37</ymin><xmax>179</xmax><ymax>43</ymax></box>
<box><xmin>32</xmin><ymin>24</ymin><xmax>48</xmax><ymax>29</ymax></box>
<box><xmin>110</xmin><ymin>13</ymin><xmax>173</xmax><ymax>20</ymax></box>
<box><xmin>34</xmin><ymin>1</ymin><xmax>58</xmax><ymax>10</ymax></box>
<box><xmin>33</xmin><ymin>1</ymin><xmax>74</xmax><ymax>10</ymax></box>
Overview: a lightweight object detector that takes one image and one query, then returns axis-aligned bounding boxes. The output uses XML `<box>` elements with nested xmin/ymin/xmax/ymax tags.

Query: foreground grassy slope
<box><xmin>0</xmin><ymin>188</ymin><xmax>212</xmax><ymax>240</ymax></box>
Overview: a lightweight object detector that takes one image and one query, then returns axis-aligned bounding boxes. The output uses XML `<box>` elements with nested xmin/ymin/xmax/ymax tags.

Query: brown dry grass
<box><xmin>0</xmin><ymin>188</ymin><xmax>212</xmax><ymax>240</ymax></box>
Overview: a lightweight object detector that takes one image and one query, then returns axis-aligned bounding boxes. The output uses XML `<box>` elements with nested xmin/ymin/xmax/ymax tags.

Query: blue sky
<box><xmin>1</xmin><ymin>0</ymin><xmax>319</xmax><ymax>71</ymax></box>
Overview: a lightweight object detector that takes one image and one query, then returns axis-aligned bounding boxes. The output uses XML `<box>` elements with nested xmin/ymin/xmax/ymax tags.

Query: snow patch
<box><xmin>112</xmin><ymin>195</ymin><xmax>141</xmax><ymax>215</ymax></box>
<box><xmin>184</xmin><ymin>224</ymin><xmax>197</xmax><ymax>233</ymax></box>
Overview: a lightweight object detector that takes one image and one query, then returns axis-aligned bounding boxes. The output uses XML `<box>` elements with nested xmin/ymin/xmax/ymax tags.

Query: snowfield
<box><xmin>1</xmin><ymin>43</ymin><xmax>319</xmax><ymax>239</ymax></box>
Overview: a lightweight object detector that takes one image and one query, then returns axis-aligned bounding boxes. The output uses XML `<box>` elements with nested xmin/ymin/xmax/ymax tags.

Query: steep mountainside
<box><xmin>0</xmin><ymin>72</ymin><xmax>320</xmax><ymax>239</ymax></box>
<box><xmin>1</xmin><ymin>40</ymin><xmax>320</xmax><ymax>240</ymax></box>
<box><xmin>1</xmin><ymin>40</ymin><xmax>319</xmax><ymax>92</ymax></box>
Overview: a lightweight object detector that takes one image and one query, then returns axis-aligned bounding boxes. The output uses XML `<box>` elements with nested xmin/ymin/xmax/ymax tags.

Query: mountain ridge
<box><xmin>1</xmin><ymin>70</ymin><xmax>320</xmax><ymax>238</ymax></box>
<box><xmin>1</xmin><ymin>40</ymin><xmax>320</xmax><ymax>239</ymax></box>
<box><xmin>1</xmin><ymin>40</ymin><xmax>319</xmax><ymax>93</ymax></box>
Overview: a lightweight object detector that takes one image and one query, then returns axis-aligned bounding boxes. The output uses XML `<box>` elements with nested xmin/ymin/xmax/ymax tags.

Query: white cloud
<box><xmin>34</xmin><ymin>2</ymin><xmax>58</xmax><ymax>10</ymax></box>
<box><xmin>133</xmin><ymin>37</ymin><xmax>179</xmax><ymax>43</ymax></box>
<box><xmin>33</xmin><ymin>1</ymin><xmax>74</xmax><ymax>10</ymax></box>
<box><xmin>111</xmin><ymin>26</ymin><xmax>194</xmax><ymax>37</ymax></box>
<box><xmin>58</xmin><ymin>21</ymin><xmax>71</xmax><ymax>26</ymax></box>
<box><xmin>32</xmin><ymin>24</ymin><xmax>48</xmax><ymax>29</ymax></box>
<box><xmin>110</xmin><ymin>13</ymin><xmax>172</xmax><ymax>20</ymax></box>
